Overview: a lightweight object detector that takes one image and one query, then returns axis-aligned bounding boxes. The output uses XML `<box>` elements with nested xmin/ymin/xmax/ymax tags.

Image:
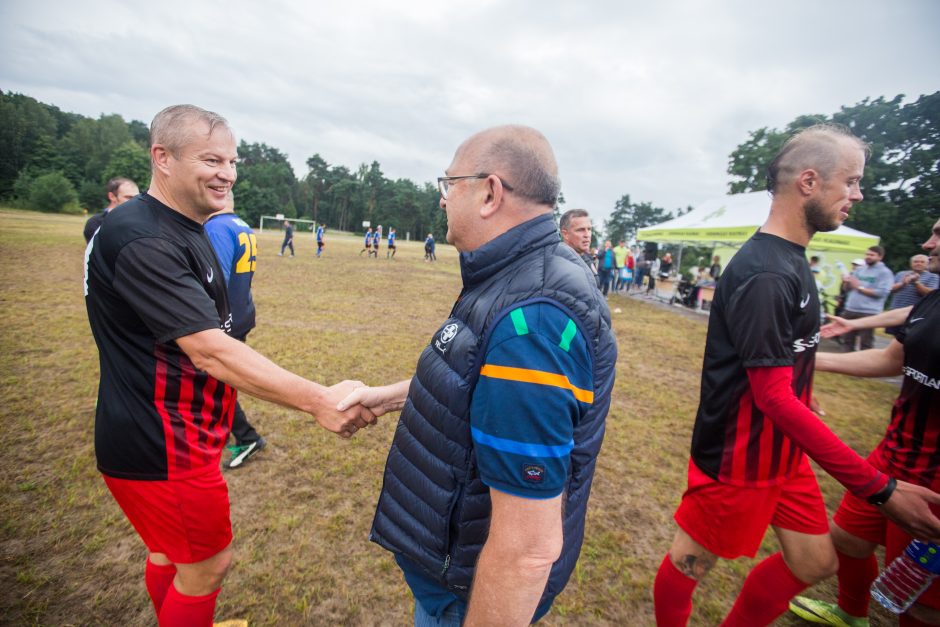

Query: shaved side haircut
<box><xmin>766</xmin><ymin>123</ymin><xmax>870</xmax><ymax>194</ymax></box>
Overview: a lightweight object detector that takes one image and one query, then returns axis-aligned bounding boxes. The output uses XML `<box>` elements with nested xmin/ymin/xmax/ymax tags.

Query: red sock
<box><xmin>654</xmin><ymin>553</ymin><xmax>698</xmax><ymax>626</ymax></box>
<box><xmin>722</xmin><ymin>552</ymin><xmax>808</xmax><ymax>626</ymax></box>
<box><xmin>157</xmin><ymin>584</ymin><xmax>220</xmax><ymax>627</ymax></box>
<box><xmin>145</xmin><ymin>558</ymin><xmax>177</xmax><ymax>616</ymax></box>
<box><xmin>836</xmin><ymin>551</ymin><xmax>877</xmax><ymax>618</ymax></box>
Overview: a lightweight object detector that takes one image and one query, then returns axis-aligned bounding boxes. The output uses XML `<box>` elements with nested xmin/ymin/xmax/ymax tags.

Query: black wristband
<box><xmin>867</xmin><ymin>477</ymin><xmax>898</xmax><ymax>506</ymax></box>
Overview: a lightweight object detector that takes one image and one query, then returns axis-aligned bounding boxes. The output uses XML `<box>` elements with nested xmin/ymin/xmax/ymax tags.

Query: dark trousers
<box><xmin>841</xmin><ymin>310</ymin><xmax>875</xmax><ymax>351</ymax></box>
<box><xmin>599</xmin><ymin>268</ymin><xmax>613</xmax><ymax>295</ymax></box>
<box><xmin>231</xmin><ymin>333</ymin><xmax>261</xmax><ymax>444</ymax></box>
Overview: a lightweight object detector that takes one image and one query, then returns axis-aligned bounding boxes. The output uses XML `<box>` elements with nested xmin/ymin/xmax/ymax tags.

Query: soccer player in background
<box><xmin>316</xmin><ymin>223</ymin><xmax>325</xmax><ymax>258</ymax></box>
<box><xmin>652</xmin><ymin>124</ymin><xmax>940</xmax><ymax>626</ymax></box>
<box><xmin>360</xmin><ymin>227</ymin><xmax>373</xmax><ymax>256</ymax></box>
<box><xmin>204</xmin><ymin>191</ymin><xmax>267</xmax><ymax>469</ymax></box>
<box><xmin>387</xmin><ymin>226</ymin><xmax>397</xmax><ymax>258</ymax></box>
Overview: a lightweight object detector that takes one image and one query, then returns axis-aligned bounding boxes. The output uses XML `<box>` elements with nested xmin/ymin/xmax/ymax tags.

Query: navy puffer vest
<box><xmin>370</xmin><ymin>213</ymin><xmax>617</xmax><ymax>609</ymax></box>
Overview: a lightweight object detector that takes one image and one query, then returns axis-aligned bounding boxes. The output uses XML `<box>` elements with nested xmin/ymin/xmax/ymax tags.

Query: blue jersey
<box><xmin>364</xmin><ymin>231</ymin><xmax>372</xmax><ymax>246</ymax></box>
<box><xmin>316</xmin><ymin>226</ymin><xmax>324</xmax><ymax>242</ymax></box>
<box><xmin>388</xmin><ymin>231</ymin><xmax>396</xmax><ymax>246</ymax></box>
<box><xmin>375</xmin><ymin>230</ymin><xmax>382</xmax><ymax>246</ymax></box>
<box><xmin>205</xmin><ymin>212</ymin><xmax>256</xmax><ymax>338</ymax></box>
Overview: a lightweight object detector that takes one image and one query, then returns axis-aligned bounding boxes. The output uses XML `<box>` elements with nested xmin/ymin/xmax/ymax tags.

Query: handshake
<box><xmin>312</xmin><ymin>379</ymin><xmax>410</xmax><ymax>439</ymax></box>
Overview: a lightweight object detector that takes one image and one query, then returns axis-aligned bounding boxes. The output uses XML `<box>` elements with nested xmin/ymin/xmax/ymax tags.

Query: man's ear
<box><xmin>151</xmin><ymin>145</ymin><xmax>172</xmax><ymax>176</ymax></box>
<box><xmin>479</xmin><ymin>175</ymin><xmax>505</xmax><ymax>219</ymax></box>
<box><xmin>796</xmin><ymin>169</ymin><xmax>818</xmax><ymax>197</ymax></box>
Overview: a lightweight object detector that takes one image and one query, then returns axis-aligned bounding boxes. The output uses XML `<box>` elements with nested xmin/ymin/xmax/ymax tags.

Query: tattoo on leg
<box><xmin>676</xmin><ymin>553</ymin><xmax>716</xmax><ymax>580</ymax></box>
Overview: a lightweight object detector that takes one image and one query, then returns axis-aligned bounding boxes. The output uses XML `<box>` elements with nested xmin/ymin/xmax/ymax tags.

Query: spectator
<box><xmin>84</xmin><ymin>177</ymin><xmax>139</xmax><ymax>243</ymax></box>
<box><xmin>886</xmin><ymin>253</ymin><xmax>938</xmax><ymax>335</ymax></box>
<box><xmin>841</xmin><ymin>245</ymin><xmax>894</xmax><ymax>350</ymax></box>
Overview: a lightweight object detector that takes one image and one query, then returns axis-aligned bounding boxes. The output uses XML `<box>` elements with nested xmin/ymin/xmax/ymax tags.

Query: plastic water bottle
<box><xmin>871</xmin><ymin>540</ymin><xmax>940</xmax><ymax>613</ymax></box>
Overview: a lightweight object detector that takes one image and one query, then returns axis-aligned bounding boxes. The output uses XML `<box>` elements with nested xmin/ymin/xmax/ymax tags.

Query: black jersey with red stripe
<box><xmin>691</xmin><ymin>231</ymin><xmax>819</xmax><ymax>486</ymax></box>
<box><xmin>872</xmin><ymin>289</ymin><xmax>940</xmax><ymax>488</ymax></box>
<box><xmin>85</xmin><ymin>193</ymin><xmax>236</xmax><ymax>480</ymax></box>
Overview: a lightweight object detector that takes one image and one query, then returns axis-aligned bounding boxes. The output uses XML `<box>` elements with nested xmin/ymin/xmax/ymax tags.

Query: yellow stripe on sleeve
<box><xmin>479</xmin><ymin>364</ymin><xmax>594</xmax><ymax>404</ymax></box>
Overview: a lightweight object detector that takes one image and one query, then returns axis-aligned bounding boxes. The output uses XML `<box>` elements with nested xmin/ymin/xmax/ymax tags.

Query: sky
<box><xmin>1</xmin><ymin>0</ymin><xmax>938</xmax><ymax>227</ymax></box>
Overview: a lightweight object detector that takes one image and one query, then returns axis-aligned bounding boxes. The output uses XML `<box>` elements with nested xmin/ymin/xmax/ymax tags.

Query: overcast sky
<box><xmin>2</xmin><ymin>0</ymin><xmax>938</xmax><ymax>226</ymax></box>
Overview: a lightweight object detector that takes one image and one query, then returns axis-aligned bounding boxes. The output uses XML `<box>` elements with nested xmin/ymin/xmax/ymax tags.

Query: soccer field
<box><xmin>0</xmin><ymin>208</ymin><xmax>900</xmax><ymax>625</ymax></box>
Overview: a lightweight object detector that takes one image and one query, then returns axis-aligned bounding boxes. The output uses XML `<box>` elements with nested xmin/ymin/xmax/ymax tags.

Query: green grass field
<box><xmin>0</xmin><ymin>208</ymin><xmax>901</xmax><ymax>625</ymax></box>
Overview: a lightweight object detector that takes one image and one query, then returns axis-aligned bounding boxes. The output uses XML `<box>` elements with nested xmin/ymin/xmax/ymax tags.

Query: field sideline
<box><xmin>0</xmin><ymin>208</ymin><xmax>900</xmax><ymax>625</ymax></box>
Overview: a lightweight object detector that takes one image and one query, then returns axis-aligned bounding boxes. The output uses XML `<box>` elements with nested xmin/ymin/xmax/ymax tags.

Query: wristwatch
<box><xmin>867</xmin><ymin>477</ymin><xmax>898</xmax><ymax>506</ymax></box>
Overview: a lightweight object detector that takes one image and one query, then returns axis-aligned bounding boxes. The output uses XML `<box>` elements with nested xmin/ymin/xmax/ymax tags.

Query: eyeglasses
<box><xmin>437</xmin><ymin>174</ymin><xmax>515</xmax><ymax>200</ymax></box>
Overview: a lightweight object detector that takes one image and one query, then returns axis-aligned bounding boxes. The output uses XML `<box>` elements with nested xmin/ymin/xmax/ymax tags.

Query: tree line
<box><xmin>605</xmin><ymin>92</ymin><xmax>939</xmax><ymax>273</ymax></box>
<box><xmin>2</xmin><ymin>90</ymin><xmax>937</xmax><ymax>269</ymax></box>
<box><xmin>0</xmin><ymin>91</ymin><xmax>447</xmax><ymax>239</ymax></box>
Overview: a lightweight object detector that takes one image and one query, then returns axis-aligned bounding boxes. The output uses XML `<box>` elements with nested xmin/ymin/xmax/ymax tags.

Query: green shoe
<box><xmin>788</xmin><ymin>596</ymin><xmax>869</xmax><ymax>627</ymax></box>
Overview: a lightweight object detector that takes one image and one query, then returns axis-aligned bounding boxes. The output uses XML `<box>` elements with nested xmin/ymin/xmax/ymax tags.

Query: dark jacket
<box><xmin>370</xmin><ymin>213</ymin><xmax>617</xmax><ymax>611</ymax></box>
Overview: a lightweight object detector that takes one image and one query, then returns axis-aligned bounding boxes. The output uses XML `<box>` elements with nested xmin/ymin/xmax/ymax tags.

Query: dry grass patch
<box><xmin>0</xmin><ymin>209</ymin><xmax>901</xmax><ymax>625</ymax></box>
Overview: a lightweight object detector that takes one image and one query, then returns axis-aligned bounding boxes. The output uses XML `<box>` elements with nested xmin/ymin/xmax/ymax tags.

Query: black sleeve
<box><xmin>725</xmin><ymin>272</ymin><xmax>795</xmax><ymax>368</ymax></box>
<box><xmin>894</xmin><ymin>295</ymin><xmax>929</xmax><ymax>346</ymax></box>
<box><xmin>112</xmin><ymin>238</ymin><xmax>222</xmax><ymax>343</ymax></box>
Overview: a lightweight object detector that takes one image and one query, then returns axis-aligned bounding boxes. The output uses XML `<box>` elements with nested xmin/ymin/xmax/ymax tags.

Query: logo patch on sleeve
<box><xmin>523</xmin><ymin>464</ymin><xmax>545</xmax><ymax>483</ymax></box>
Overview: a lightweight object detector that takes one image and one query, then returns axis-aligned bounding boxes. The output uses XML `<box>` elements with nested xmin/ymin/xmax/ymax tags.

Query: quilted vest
<box><xmin>370</xmin><ymin>213</ymin><xmax>617</xmax><ymax>609</ymax></box>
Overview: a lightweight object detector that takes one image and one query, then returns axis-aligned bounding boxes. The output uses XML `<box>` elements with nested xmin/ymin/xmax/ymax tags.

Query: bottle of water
<box><xmin>871</xmin><ymin>540</ymin><xmax>940</xmax><ymax>614</ymax></box>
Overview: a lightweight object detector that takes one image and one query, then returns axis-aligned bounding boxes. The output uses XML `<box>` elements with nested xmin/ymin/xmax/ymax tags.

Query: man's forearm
<box><xmin>464</xmin><ymin>492</ymin><xmax>563</xmax><ymax>626</ymax></box>
<box><xmin>177</xmin><ymin>328</ymin><xmax>327</xmax><ymax>414</ymax></box>
<box><xmin>848</xmin><ymin>307</ymin><xmax>911</xmax><ymax>330</ymax></box>
<box><xmin>816</xmin><ymin>340</ymin><xmax>904</xmax><ymax>377</ymax></box>
<box><xmin>464</xmin><ymin>542</ymin><xmax>554</xmax><ymax>626</ymax></box>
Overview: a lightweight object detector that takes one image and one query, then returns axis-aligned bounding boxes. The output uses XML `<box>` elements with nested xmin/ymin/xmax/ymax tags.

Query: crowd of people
<box><xmin>80</xmin><ymin>107</ymin><xmax>938</xmax><ymax>627</ymax></box>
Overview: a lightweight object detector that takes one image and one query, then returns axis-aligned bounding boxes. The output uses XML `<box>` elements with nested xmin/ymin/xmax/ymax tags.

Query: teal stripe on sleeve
<box><xmin>559</xmin><ymin>318</ymin><xmax>577</xmax><ymax>352</ymax></box>
<box><xmin>510</xmin><ymin>308</ymin><xmax>529</xmax><ymax>336</ymax></box>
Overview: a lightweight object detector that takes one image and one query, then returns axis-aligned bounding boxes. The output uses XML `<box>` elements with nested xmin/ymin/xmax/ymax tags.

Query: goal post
<box><xmin>259</xmin><ymin>215</ymin><xmax>317</xmax><ymax>234</ymax></box>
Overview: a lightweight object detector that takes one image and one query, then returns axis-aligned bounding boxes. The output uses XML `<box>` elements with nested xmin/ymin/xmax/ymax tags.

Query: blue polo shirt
<box><xmin>398</xmin><ymin>300</ymin><xmax>592</xmax><ymax>621</ymax></box>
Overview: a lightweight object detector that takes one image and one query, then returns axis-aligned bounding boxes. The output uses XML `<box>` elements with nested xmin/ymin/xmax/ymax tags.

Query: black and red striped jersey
<box><xmin>85</xmin><ymin>194</ymin><xmax>236</xmax><ymax>480</ymax></box>
<box><xmin>872</xmin><ymin>289</ymin><xmax>940</xmax><ymax>488</ymax></box>
<box><xmin>691</xmin><ymin>231</ymin><xmax>819</xmax><ymax>486</ymax></box>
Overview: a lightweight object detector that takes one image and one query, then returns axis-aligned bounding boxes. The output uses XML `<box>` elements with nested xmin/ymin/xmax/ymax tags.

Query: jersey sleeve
<box><xmin>470</xmin><ymin>302</ymin><xmax>593</xmax><ymax>499</ymax></box>
<box><xmin>725</xmin><ymin>272</ymin><xmax>795</xmax><ymax>368</ymax></box>
<box><xmin>112</xmin><ymin>238</ymin><xmax>223</xmax><ymax>343</ymax></box>
<box><xmin>204</xmin><ymin>220</ymin><xmax>235</xmax><ymax>284</ymax></box>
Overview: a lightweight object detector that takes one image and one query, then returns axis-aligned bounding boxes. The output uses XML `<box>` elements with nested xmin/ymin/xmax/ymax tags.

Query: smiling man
<box><xmin>84</xmin><ymin>105</ymin><xmax>374</xmax><ymax>626</ymax></box>
<box><xmin>653</xmin><ymin>124</ymin><xmax>940</xmax><ymax>626</ymax></box>
<box><xmin>339</xmin><ymin>125</ymin><xmax>617</xmax><ymax>626</ymax></box>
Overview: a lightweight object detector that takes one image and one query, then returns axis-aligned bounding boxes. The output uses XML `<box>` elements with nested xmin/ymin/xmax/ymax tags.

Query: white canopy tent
<box><xmin>636</xmin><ymin>191</ymin><xmax>880</xmax><ymax>296</ymax></box>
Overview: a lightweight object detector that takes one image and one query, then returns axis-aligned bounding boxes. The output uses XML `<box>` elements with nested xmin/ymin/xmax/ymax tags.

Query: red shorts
<box><xmin>103</xmin><ymin>467</ymin><xmax>232</xmax><ymax>564</ymax></box>
<box><xmin>675</xmin><ymin>457</ymin><xmax>829</xmax><ymax>559</ymax></box>
<box><xmin>834</xmin><ymin>490</ymin><xmax>940</xmax><ymax>610</ymax></box>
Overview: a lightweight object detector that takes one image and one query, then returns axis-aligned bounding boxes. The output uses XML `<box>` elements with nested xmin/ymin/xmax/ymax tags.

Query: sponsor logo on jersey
<box><xmin>910</xmin><ymin>317</ymin><xmax>925</xmax><ymax>324</ymax></box>
<box><xmin>220</xmin><ymin>312</ymin><xmax>233</xmax><ymax>334</ymax></box>
<box><xmin>800</xmin><ymin>293</ymin><xmax>811</xmax><ymax>309</ymax></box>
<box><xmin>434</xmin><ymin>323</ymin><xmax>459</xmax><ymax>355</ymax></box>
<box><xmin>207</xmin><ymin>267</ymin><xmax>214</xmax><ymax>283</ymax></box>
<box><xmin>523</xmin><ymin>464</ymin><xmax>545</xmax><ymax>482</ymax></box>
<box><xmin>902</xmin><ymin>366</ymin><xmax>940</xmax><ymax>390</ymax></box>
<box><xmin>792</xmin><ymin>331</ymin><xmax>821</xmax><ymax>353</ymax></box>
